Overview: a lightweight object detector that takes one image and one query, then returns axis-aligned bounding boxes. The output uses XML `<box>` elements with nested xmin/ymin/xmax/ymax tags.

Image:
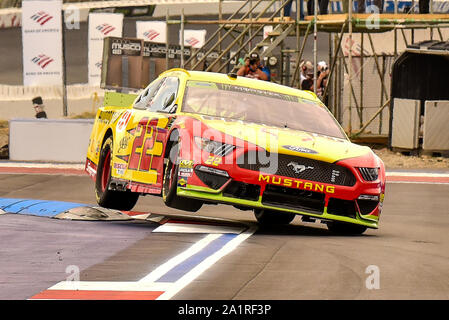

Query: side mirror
<box><xmin>163</xmin><ymin>92</ymin><xmax>175</xmax><ymax>109</ymax></box>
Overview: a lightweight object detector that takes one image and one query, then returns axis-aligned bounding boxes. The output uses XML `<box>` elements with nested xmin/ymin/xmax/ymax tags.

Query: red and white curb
<box><xmin>386</xmin><ymin>171</ymin><xmax>449</xmax><ymax>184</ymax></box>
<box><xmin>0</xmin><ymin>162</ymin><xmax>85</xmax><ymax>176</ymax></box>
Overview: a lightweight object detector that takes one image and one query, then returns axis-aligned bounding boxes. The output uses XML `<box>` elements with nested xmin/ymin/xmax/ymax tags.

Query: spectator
<box><xmin>307</xmin><ymin>0</ymin><xmax>330</xmax><ymax>15</ymax></box>
<box><xmin>358</xmin><ymin>0</ymin><xmax>384</xmax><ymax>13</ymax></box>
<box><xmin>32</xmin><ymin>96</ymin><xmax>47</xmax><ymax>119</ymax></box>
<box><xmin>419</xmin><ymin>0</ymin><xmax>430</xmax><ymax>13</ymax></box>
<box><xmin>316</xmin><ymin>61</ymin><xmax>330</xmax><ymax>100</ymax></box>
<box><xmin>237</xmin><ymin>53</ymin><xmax>270</xmax><ymax>81</ymax></box>
<box><xmin>300</xmin><ymin>60</ymin><xmax>314</xmax><ymax>91</ymax></box>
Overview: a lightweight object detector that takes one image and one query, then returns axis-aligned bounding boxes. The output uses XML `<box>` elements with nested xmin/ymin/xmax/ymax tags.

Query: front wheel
<box><xmin>95</xmin><ymin>136</ymin><xmax>139</xmax><ymax>211</ymax></box>
<box><xmin>254</xmin><ymin>209</ymin><xmax>296</xmax><ymax>225</ymax></box>
<box><xmin>326</xmin><ymin>221</ymin><xmax>367</xmax><ymax>235</ymax></box>
<box><xmin>162</xmin><ymin>142</ymin><xmax>203</xmax><ymax>212</ymax></box>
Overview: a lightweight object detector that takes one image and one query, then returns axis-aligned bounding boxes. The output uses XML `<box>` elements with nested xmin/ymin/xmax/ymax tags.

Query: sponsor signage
<box><xmin>88</xmin><ymin>13</ymin><xmax>123</xmax><ymax>86</ymax></box>
<box><xmin>180</xmin><ymin>29</ymin><xmax>207</xmax><ymax>49</ymax></box>
<box><xmin>136</xmin><ymin>21</ymin><xmax>167</xmax><ymax>44</ymax></box>
<box><xmin>22</xmin><ymin>0</ymin><xmax>63</xmax><ymax>86</ymax></box>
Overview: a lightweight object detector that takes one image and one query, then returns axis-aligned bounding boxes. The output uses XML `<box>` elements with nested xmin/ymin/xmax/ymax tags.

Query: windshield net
<box><xmin>181</xmin><ymin>81</ymin><xmax>346</xmax><ymax>139</ymax></box>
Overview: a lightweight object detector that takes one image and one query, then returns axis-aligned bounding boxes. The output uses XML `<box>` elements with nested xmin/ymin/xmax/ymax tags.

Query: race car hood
<box><xmin>197</xmin><ymin>115</ymin><xmax>373</xmax><ymax>163</ymax></box>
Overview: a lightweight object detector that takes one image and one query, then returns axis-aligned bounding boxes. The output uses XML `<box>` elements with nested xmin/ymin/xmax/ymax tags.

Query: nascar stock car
<box><xmin>85</xmin><ymin>68</ymin><xmax>385</xmax><ymax>234</ymax></box>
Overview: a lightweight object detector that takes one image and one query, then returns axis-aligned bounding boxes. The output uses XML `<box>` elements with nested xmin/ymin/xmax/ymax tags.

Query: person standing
<box><xmin>357</xmin><ymin>0</ymin><xmax>384</xmax><ymax>13</ymax></box>
<box><xmin>419</xmin><ymin>0</ymin><xmax>430</xmax><ymax>13</ymax></box>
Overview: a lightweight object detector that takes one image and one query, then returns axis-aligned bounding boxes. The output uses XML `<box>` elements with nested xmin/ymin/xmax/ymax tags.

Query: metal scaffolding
<box><xmin>166</xmin><ymin>0</ymin><xmax>449</xmax><ymax>138</ymax></box>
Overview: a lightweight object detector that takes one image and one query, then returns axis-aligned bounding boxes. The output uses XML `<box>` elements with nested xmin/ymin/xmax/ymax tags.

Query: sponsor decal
<box><xmin>31</xmin><ymin>54</ymin><xmax>54</xmax><ymax>69</ymax></box>
<box><xmin>186</xmin><ymin>37</ymin><xmax>200</xmax><ymax>47</ymax></box>
<box><xmin>30</xmin><ymin>11</ymin><xmax>53</xmax><ymax>26</ymax></box>
<box><xmin>116</xmin><ymin>110</ymin><xmax>132</xmax><ymax>132</ymax></box>
<box><xmin>85</xmin><ymin>159</ymin><xmax>97</xmax><ymax>178</ymax></box>
<box><xmin>97</xmin><ymin>110</ymin><xmax>114</xmax><ymax>124</ymax></box>
<box><xmin>331</xmin><ymin>169</ymin><xmax>340</xmax><ymax>183</ymax></box>
<box><xmin>118</xmin><ymin>135</ymin><xmax>131</xmax><ymax>152</ymax></box>
<box><xmin>179</xmin><ymin>160</ymin><xmax>194</xmax><ymax>178</ymax></box>
<box><xmin>113</xmin><ymin>163</ymin><xmax>127</xmax><ymax>175</ymax></box>
<box><xmin>143</xmin><ymin>29</ymin><xmax>160</xmax><ymax>40</ymax></box>
<box><xmin>287</xmin><ymin>162</ymin><xmax>314</xmax><ymax>174</ymax></box>
<box><xmin>178</xmin><ymin>178</ymin><xmax>187</xmax><ymax>187</ymax></box>
<box><xmin>96</xmin><ymin>23</ymin><xmax>116</xmax><ymax>35</ymax></box>
<box><xmin>259</xmin><ymin>174</ymin><xmax>335</xmax><ymax>194</ymax></box>
<box><xmin>282</xmin><ymin>145</ymin><xmax>318</xmax><ymax>154</ymax></box>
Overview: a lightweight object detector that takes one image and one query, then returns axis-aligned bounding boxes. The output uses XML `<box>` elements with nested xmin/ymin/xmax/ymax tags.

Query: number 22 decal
<box><xmin>128</xmin><ymin>117</ymin><xmax>163</xmax><ymax>171</ymax></box>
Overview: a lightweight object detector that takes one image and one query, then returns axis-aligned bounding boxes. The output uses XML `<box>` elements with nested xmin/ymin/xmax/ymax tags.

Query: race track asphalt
<box><xmin>0</xmin><ymin>173</ymin><xmax>448</xmax><ymax>300</ymax></box>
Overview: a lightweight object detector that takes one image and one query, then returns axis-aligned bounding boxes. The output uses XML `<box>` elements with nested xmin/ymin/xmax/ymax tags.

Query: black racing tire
<box><xmin>95</xmin><ymin>135</ymin><xmax>139</xmax><ymax>211</ymax></box>
<box><xmin>326</xmin><ymin>221</ymin><xmax>367</xmax><ymax>235</ymax></box>
<box><xmin>162</xmin><ymin>142</ymin><xmax>203</xmax><ymax>212</ymax></box>
<box><xmin>253</xmin><ymin>209</ymin><xmax>296</xmax><ymax>225</ymax></box>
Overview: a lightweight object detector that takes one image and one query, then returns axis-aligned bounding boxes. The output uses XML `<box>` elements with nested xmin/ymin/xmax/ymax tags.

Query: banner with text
<box><xmin>88</xmin><ymin>12</ymin><xmax>123</xmax><ymax>86</ymax></box>
<box><xmin>136</xmin><ymin>21</ymin><xmax>167</xmax><ymax>44</ymax></box>
<box><xmin>22</xmin><ymin>0</ymin><xmax>63</xmax><ymax>86</ymax></box>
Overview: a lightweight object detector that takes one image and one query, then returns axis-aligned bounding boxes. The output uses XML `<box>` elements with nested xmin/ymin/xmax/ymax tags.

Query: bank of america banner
<box><xmin>136</xmin><ymin>21</ymin><xmax>167</xmax><ymax>44</ymax></box>
<box><xmin>22</xmin><ymin>0</ymin><xmax>63</xmax><ymax>86</ymax></box>
<box><xmin>88</xmin><ymin>13</ymin><xmax>123</xmax><ymax>86</ymax></box>
<box><xmin>180</xmin><ymin>29</ymin><xmax>207</xmax><ymax>49</ymax></box>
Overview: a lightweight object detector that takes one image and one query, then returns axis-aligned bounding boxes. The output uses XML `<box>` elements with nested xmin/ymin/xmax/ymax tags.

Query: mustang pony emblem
<box><xmin>287</xmin><ymin>162</ymin><xmax>314</xmax><ymax>174</ymax></box>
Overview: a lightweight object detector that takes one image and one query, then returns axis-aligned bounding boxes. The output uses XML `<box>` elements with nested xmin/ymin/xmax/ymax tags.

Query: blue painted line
<box><xmin>0</xmin><ymin>198</ymin><xmax>87</xmax><ymax>217</ymax></box>
<box><xmin>156</xmin><ymin>233</ymin><xmax>237</xmax><ymax>283</ymax></box>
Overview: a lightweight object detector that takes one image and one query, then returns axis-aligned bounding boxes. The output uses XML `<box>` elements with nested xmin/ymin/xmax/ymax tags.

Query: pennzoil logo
<box><xmin>96</xmin><ymin>23</ymin><xmax>116</xmax><ymax>35</ymax></box>
<box><xmin>31</xmin><ymin>54</ymin><xmax>54</xmax><ymax>69</ymax></box>
<box><xmin>30</xmin><ymin>11</ymin><xmax>53</xmax><ymax>26</ymax></box>
<box><xmin>259</xmin><ymin>174</ymin><xmax>335</xmax><ymax>194</ymax></box>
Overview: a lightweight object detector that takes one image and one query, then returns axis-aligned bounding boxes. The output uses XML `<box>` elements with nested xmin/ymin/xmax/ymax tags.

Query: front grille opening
<box><xmin>327</xmin><ymin>198</ymin><xmax>357</xmax><ymax>219</ymax></box>
<box><xmin>358</xmin><ymin>167</ymin><xmax>379</xmax><ymax>181</ymax></box>
<box><xmin>223</xmin><ymin>181</ymin><xmax>261</xmax><ymax>201</ymax></box>
<box><xmin>194</xmin><ymin>168</ymin><xmax>229</xmax><ymax>190</ymax></box>
<box><xmin>262</xmin><ymin>184</ymin><xmax>325</xmax><ymax>214</ymax></box>
<box><xmin>237</xmin><ymin>151</ymin><xmax>356</xmax><ymax>186</ymax></box>
<box><xmin>357</xmin><ymin>199</ymin><xmax>379</xmax><ymax>215</ymax></box>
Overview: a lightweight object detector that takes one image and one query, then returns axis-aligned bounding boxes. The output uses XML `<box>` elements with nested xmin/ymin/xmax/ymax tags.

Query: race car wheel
<box><xmin>326</xmin><ymin>221</ymin><xmax>367</xmax><ymax>235</ymax></box>
<box><xmin>253</xmin><ymin>209</ymin><xmax>295</xmax><ymax>225</ymax></box>
<box><xmin>162</xmin><ymin>142</ymin><xmax>203</xmax><ymax>212</ymax></box>
<box><xmin>95</xmin><ymin>136</ymin><xmax>139</xmax><ymax>211</ymax></box>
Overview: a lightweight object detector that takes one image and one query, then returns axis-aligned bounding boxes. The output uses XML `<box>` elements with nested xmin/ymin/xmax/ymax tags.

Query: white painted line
<box><xmin>152</xmin><ymin>222</ymin><xmax>246</xmax><ymax>234</ymax></box>
<box><xmin>156</xmin><ymin>226</ymin><xmax>257</xmax><ymax>300</ymax></box>
<box><xmin>48</xmin><ymin>281</ymin><xmax>172</xmax><ymax>292</ymax></box>
<box><xmin>138</xmin><ymin>233</ymin><xmax>222</xmax><ymax>284</ymax></box>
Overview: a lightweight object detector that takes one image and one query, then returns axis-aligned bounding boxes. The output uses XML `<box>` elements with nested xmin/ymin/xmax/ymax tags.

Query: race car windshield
<box><xmin>182</xmin><ymin>81</ymin><xmax>346</xmax><ymax>139</ymax></box>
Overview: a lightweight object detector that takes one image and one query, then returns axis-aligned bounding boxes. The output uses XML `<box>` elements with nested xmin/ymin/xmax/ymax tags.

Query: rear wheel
<box><xmin>95</xmin><ymin>136</ymin><xmax>139</xmax><ymax>211</ymax></box>
<box><xmin>253</xmin><ymin>209</ymin><xmax>296</xmax><ymax>225</ymax></box>
<box><xmin>326</xmin><ymin>221</ymin><xmax>367</xmax><ymax>235</ymax></box>
<box><xmin>162</xmin><ymin>142</ymin><xmax>203</xmax><ymax>212</ymax></box>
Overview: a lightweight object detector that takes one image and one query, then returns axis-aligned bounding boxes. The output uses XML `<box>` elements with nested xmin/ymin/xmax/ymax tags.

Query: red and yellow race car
<box><xmin>85</xmin><ymin>69</ymin><xmax>385</xmax><ymax>234</ymax></box>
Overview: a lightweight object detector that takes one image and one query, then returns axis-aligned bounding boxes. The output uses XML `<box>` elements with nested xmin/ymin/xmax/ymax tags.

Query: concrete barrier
<box><xmin>0</xmin><ymin>84</ymin><xmax>104</xmax><ymax>119</ymax></box>
<box><xmin>9</xmin><ymin>118</ymin><xmax>93</xmax><ymax>162</ymax></box>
